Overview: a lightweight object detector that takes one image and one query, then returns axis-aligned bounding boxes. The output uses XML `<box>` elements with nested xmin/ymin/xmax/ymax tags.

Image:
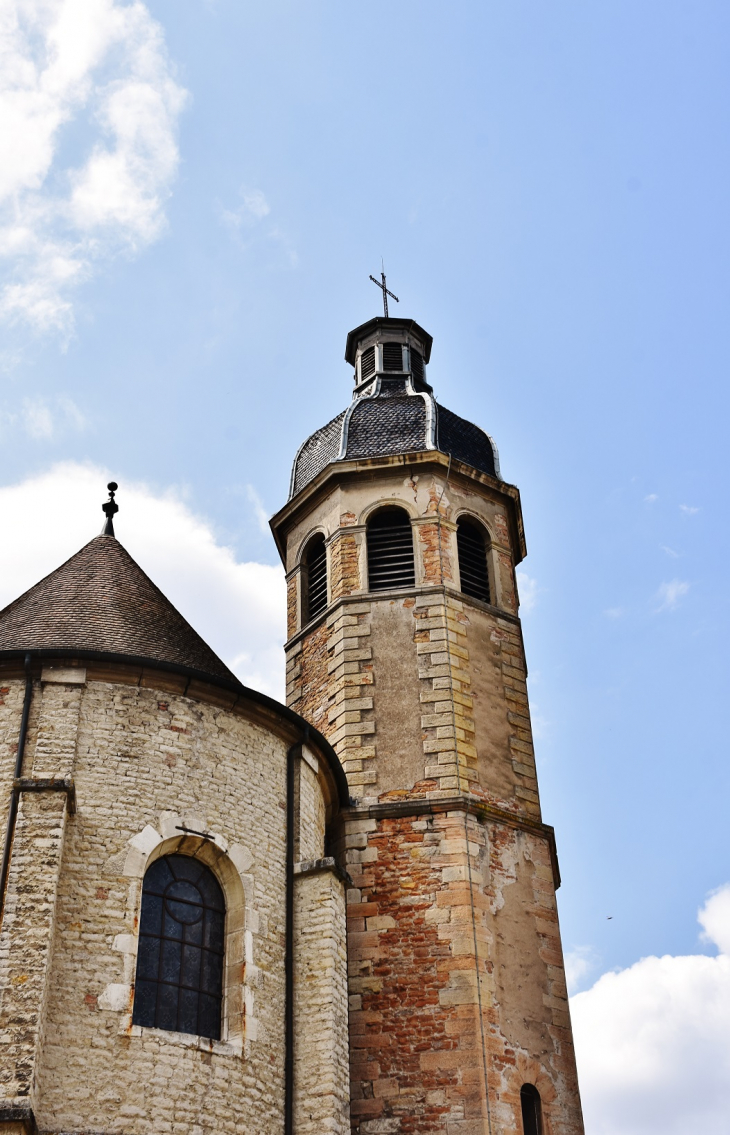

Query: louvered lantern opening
<box><xmin>367</xmin><ymin>508</ymin><xmax>415</xmax><ymax>591</ymax></box>
<box><xmin>410</xmin><ymin>349</ymin><xmax>424</xmax><ymax>384</ymax></box>
<box><xmin>360</xmin><ymin>346</ymin><xmax>376</xmax><ymax>381</ymax></box>
<box><xmin>520</xmin><ymin>1085</ymin><xmax>543</xmax><ymax>1135</ymax></box>
<box><xmin>457</xmin><ymin>519</ymin><xmax>491</xmax><ymax>603</ymax></box>
<box><xmin>382</xmin><ymin>342</ymin><xmax>404</xmax><ymax>371</ymax></box>
<box><xmin>304</xmin><ymin>534</ymin><xmax>327</xmax><ymax>622</ymax></box>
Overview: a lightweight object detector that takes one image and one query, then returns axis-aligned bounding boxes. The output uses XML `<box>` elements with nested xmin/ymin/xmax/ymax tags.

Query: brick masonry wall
<box><xmin>0</xmin><ymin>669</ymin><xmax>345</xmax><ymax>1135</ymax></box>
<box><xmin>345</xmin><ymin>807</ymin><xmax>583</xmax><ymax>1135</ymax></box>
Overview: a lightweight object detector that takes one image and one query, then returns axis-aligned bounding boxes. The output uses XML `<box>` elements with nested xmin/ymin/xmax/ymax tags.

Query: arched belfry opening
<box><xmin>366</xmin><ymin>507</ymin><xmax>415</xmax><ymax>591</ymax></box>
<box><xmin>457</xmin><ymin>516</ymin><xmax>491</xmax><ymax>603</ymax></box>
<box><xmin>302</xmin><ymin>532</ymin><xmax>328</xmax><ymax>622</ymax></box>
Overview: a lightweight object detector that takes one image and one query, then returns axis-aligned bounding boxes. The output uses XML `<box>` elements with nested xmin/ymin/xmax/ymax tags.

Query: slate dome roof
<box><xmin>0</xmin><ymin>534</ymin><xmax>235</xmax><ymax>683</ymax></box>
<box><xmin>289</xmin><ymin>318</ymin><xmax>500</xmax><ymax>499</ymax></box>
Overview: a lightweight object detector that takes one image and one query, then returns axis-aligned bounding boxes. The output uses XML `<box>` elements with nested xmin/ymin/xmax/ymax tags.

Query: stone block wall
<box><xmin>294</xmin><ymin>864</ymin><xmax>349</xmax><ymax>1134</ymax></box>
<box><xmin>276</xmin><ymin>455</ymin><xmax>584</xmax><ymax>1134</ymax></box>
<box><xmin>0</xmin><ymin>664</ymin><xmax>347</xmax><ymax>1135</ymax></box>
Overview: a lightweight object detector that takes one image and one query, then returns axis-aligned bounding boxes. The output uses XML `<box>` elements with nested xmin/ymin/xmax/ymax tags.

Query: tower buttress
<box><xmin>271</xmin><ymin>315</ymin><xmax>584</xmax><ymax>1135</ymax></box>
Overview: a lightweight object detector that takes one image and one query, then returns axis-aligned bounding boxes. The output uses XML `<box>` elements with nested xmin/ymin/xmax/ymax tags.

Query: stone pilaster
<box><xmin>0</xmin><ymin>669</ymin><xmax>83</xmax><ymax>1115</ymax></box>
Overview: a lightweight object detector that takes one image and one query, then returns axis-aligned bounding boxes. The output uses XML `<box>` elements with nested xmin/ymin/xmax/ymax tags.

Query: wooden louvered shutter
<box><xmin>367</xmin><ymin>509</ymin><xmax>415</xmax><ymax>591</ymax></box>
<box><xmin>304</xmin><ymin>535</ymin><xmax>327</xmax><ymax>621</ymax></box>
<box><xmin>360</xmin><ymin>346</ymin><xmax>376</xmax><ymax>381</ymax></box>
<box><xmin>382</xmin><ymin>342</ymin><xmax>404</xmax><ymax>371</ymax></box>
<box><xmin>456</xmin><ymin>519</ymin><xmax>490</xmax><ymax>603</ymax></box>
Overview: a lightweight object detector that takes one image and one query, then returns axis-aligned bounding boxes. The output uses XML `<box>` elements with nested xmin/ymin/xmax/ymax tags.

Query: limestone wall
<box><xmin>0</xmin><ymin>666</ymin><xmax>346</xmax><ymax>1135</ymax></box>
<box><xmin>293</xmin><ymin>865</ymin><xmax>349</xmax><ymax>1134</ymax></box>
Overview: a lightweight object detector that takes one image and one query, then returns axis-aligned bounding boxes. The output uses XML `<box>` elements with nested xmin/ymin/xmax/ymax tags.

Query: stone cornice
<box><xmin>270</xmin><ymin>450</ymin><xmax>527</xmax><ymax>566</ymax></box>
<box><xmin>344</xmin><ymin>793</ymin><xmax>561</xmax><ymax>890</ymax></box>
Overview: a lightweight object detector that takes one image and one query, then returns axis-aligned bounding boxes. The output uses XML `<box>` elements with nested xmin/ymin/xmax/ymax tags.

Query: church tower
<box><xmin>271</xmin><ymin>316</ymin><xmax>585</xmax><ymax>1134</ymax></box>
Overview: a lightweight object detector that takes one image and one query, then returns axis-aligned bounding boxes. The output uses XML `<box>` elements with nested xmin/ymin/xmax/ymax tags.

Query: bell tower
<box><xmin>271</xmin><ymin>315</ymin><xmax>584</xmax><ymax>1135</ymax></box>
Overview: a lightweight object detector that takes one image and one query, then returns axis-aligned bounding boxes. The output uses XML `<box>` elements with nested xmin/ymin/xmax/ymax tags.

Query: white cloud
<box><xmin>564</xmin><ymin>945</ymin><xmax>598</xmax><ymax>994</ymax></box>
<box><xmin>655</xmin><ymin>579</ymin><xmax>689</xmax><ymax>611</ymax></box>
<box><xmin>603</xmin><ymin>606</ymin><xmax>624</xmax><ymax>619</ymax></box>
<box><xmin>571</xmin><ymin>884</ymin><xmax>730</xmax><ymax>1135</ymax></box>
<box><xmin>0</xmin><ymin>393</ymin><xmax>88</xmax><ymax>438</ymax></box>
<box><xmin>516</xmin><ymin>570</ymin><xmax>539</xmax><ymax>614</ymax></box>
<box><xmin>0</xmin><ymin>462</ymin><xmax>286</xmax><ymax>697</ymax></box>
<box><xmin>679</xmin><ymin>504</ymin><xmax>699</xmax><ymax>515</ymax></box>
<box><xmin>644</xmin><ymin>493</ymin><xmax>658</xmax><ymax>503</ymax></box>
<box><xmin>660</xmin><ymin>545</ymin><xmax>679</xmax><ymax>559</ymax></box>
<box><xmin>0</xmin><ymin>0</ymin><xmax>186</xmax><ymax>337</ymax></box>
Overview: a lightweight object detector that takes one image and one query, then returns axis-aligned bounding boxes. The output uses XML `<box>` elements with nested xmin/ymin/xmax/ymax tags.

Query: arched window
<box><xmin>457</xmin><ymin>517</ymin><xmax>491</xmax><ymax>604</ymax></box>
<box><xmin>132</xmin><ymin>855</ymin><xmax>225</xmax><ymax>1040</ymax></box>
<box><xmin>520</xmin><ymin>1084</ymin><xmax>543</xmax><ymax>1135</ymax></box>
<box><xmin>367</xmin><ymin>507</ymin><xmax>415</xmax><ymax>591</ymax></box>
<box><xmin>303</xmin><ymin>533</ymin><xmax>328</xmax><ymax>622</ymax></box>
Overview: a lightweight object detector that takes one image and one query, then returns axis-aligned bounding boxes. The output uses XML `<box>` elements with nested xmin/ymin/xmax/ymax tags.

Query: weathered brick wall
<box><xmin>345</xmin><ymin>807</ymin><xmax>583</xmax><ymax>1135</ymax></box>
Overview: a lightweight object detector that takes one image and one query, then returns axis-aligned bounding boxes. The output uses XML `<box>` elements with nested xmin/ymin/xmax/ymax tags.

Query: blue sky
<box><xmin>2</xmin><ymin>3</ymin><xmax>729</xmax><ymax>1128</ymax></box>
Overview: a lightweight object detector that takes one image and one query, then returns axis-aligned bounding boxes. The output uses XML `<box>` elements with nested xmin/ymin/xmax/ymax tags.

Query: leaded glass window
<box><xmin>132</xmin><ymin>855</ymin><xmax>225</xmax><ymax>1040</ymax></box>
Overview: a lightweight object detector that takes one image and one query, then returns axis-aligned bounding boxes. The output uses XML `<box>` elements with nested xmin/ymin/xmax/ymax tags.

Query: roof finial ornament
<box><xmin>101</xmin><ymin>482</ymin><xmax>119</xmax><ymax>537</ymax></box>
<box><xmin>369</xmin><ymin>261</ymin><xmax>399</xmax><ymax>318</ymax></box>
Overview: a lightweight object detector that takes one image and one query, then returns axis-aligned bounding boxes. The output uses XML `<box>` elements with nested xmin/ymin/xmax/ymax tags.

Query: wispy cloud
<box><xmin>515</xmin><ymin>570</ymin><xmax>540</xmax><ymax>614</ymax></box>
<box><xmin>644</xmin><ymin>493</ymin><xmax>658</xmax><ymax>504</ymax></box>
<box><xmin>656</xmin><ymin>579</ymin><xmax>689</xmax><ymax>611</ymax></box>
<box><xmin>660</xmin><ymin>545</ymin><xmax>679</xmax><ymax>559</ymax></box>
<box><xmin>1</xmin><ymin>394</ymin><xmax>88</xmax><ymax>440</ymax></box>
<box><xmin>0</xmin><ymin>0</ymin><xmax>187</xmax><ymax>339</ymax></box>
<box><xmin>220</xmin><ymin>186</ymin><xmax>298</xmax><ymax>268</ymax></box>
<box><xmin>604</xmin><ymin>606</ymin><xmax>624</xmax><ymax>620</ymax></box>
<box><xmin>221</xmin><ymin>188</ymin><xmax>271</xmax><ymax>228</ymax></box>
<box><xmin>246</xmin><ymin>484</ymin><xmax>270</xmax><ymax>535</ymax></box>
<box><xmin>680</xmin><ymin>504</ymin><xmax>700</xmax><ymax>516</ymax></box>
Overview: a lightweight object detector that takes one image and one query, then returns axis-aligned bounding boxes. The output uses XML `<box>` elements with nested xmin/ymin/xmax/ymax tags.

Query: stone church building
<box><xmin>0</xmin><ymin>315</ymin><xmax>584</xmax><ymax>1134</ymax></box>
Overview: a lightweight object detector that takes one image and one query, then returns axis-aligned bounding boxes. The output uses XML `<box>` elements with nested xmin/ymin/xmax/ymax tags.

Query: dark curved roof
<box><xmin>290</xmin><ymin>377</ymin><xmax>499</xmax><ymax>498</ymax></box>
<box><xmin>0</xmin><ymin>534</ymin><xmax>235</xmax><ymax>682</ymax></box>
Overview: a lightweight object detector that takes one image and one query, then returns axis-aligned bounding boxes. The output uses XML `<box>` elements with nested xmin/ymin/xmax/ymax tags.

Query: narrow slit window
<box><xmin>132</xmin><ymin>855</ymin><xmax>225</xmax><ymax>1040</ymax></box>
<box><xmin>367</xmin><ymin>508</ymin><xmax>415</xmax><ymax>591</ymax></box>
<box><xmin>520</xmin><ymin>1084</ymin><xmax>543</xmax><ymax>1135</ymax></box>
<box><xmin>304</xmin><ymin>534</ymin><xmax>328</xmax><ymax>622</ymax></box>
<box><xmin>457</xmin><ymin>518</ymin><xmax>491</xmax><ymax>604</ymax></box>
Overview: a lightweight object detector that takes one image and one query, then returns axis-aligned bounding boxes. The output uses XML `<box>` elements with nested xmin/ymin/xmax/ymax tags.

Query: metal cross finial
<box><xmin>369</xmin><ymin>267</ymin><xmax>399</xmax><ymax>318</ymax></box>
<box><xmin>101</xmin><ymin>481</ymin><xmax>119</xmax><ymax>537</ymax></box>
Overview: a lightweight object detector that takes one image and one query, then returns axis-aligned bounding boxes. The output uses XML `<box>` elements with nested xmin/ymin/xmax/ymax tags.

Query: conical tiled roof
<box><xmin>0</xmin><ymin>534</ymin><xmax>235</xmax><ymax>682</ymax></box>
